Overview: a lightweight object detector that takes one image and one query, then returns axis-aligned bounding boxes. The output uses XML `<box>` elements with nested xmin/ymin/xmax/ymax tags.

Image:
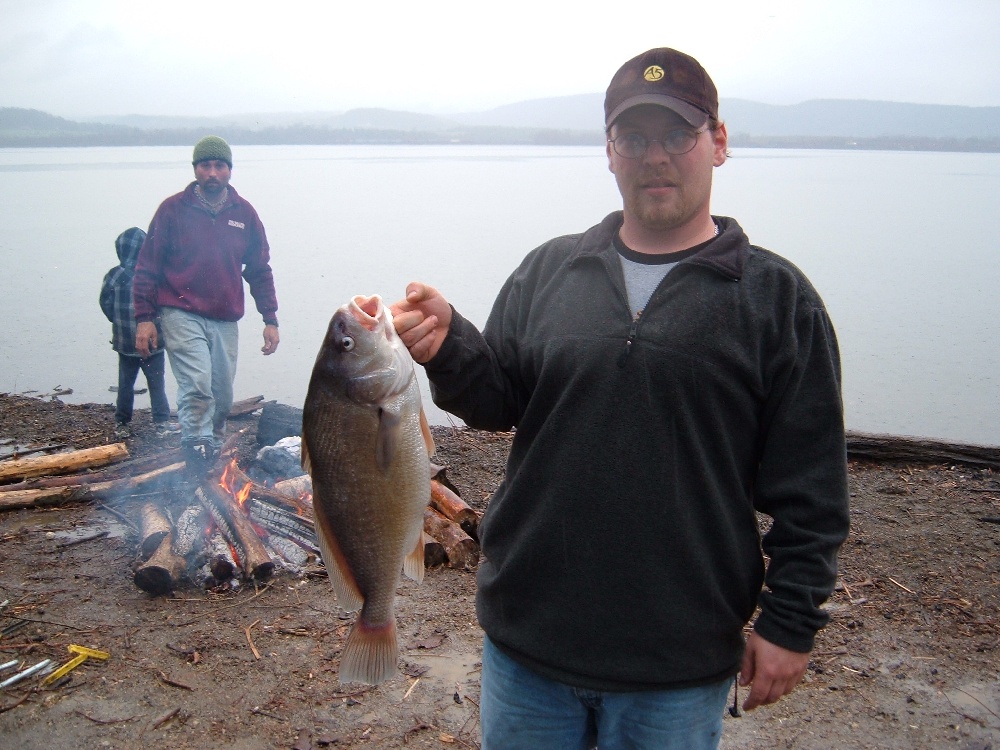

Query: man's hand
<box><xmin>389</xmin><ymin>282</ymin><xmax>452</xmax><ymax>363</ymax></box>
<box><xmin>739</xmin><ymin>631</ymin><xmax>810</xmax><ymax>711</ymax></box>
<box><xmin>262</xmin><ymin>324</ymin><xmax>280</xmax><ymax>355</ymax></box>
<box><xmin>135</xmin><ymin>321</ymin><xmax>158</xmax><ymax>358</ymax></box>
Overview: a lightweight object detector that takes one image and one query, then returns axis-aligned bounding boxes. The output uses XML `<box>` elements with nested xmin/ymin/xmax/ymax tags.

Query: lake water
<box><xmin>1</xmin><ymin>145</ymin><xmax>997</xmax><ymax>445</ymax></box>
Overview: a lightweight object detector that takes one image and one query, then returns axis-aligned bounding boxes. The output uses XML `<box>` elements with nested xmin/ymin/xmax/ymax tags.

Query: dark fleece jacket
<box><xmin>424</xmin><ymin>212</ymin><xmax>850</xmax><ymax>691</ymax></box>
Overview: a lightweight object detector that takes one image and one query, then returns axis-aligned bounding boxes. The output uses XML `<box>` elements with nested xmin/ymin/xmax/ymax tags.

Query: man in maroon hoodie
<box><xmin>134</xmin><ymin>135</ymin><xmax>279</xmax><ymax>473</ymax></box>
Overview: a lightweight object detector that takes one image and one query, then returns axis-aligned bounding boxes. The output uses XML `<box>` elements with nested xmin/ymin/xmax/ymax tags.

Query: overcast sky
<box><xmin>2</xmin><ymin>0</ymin><xmax>998</xmax><ymax>118</ymax></box>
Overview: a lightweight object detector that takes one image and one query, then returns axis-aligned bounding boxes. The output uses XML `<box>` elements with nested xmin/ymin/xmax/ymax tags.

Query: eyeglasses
<box><xmin>608</xmin><ymin>128</ymin><xmax>708</xmax><ymax>158</ymax></box>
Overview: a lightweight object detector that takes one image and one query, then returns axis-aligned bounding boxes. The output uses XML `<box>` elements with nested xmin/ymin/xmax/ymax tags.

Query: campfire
<box><xmin>0</xmin><ymin>397</ymin><xmax>481</xmax><ymax>595</ymax></box>
<box><xmin>134</xmin><ymin>447</ymin><xmax>481</xmax><ymax>595</ymax></box>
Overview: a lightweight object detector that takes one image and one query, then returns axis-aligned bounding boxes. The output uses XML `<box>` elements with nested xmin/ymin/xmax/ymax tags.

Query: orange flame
<box><xmin>235</xmin><ymin>480</ymin><xmax>252</xmax><ymax>508</ymax></box>
<box><xmin>219</xmin><ymin>459</ymin><xmax>238</xmax><ymax>493</ymax></box>
<box><xmin>218</xmin><ymin>458</ymin><xmax>252</xmax><ymax>508</ymax></box>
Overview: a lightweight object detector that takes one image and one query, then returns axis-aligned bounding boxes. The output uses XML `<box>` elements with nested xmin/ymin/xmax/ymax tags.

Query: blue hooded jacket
<box><xmin>99</xmin><ymin>227</ymin><xmax>164</xmax><ymax>357</ymax></box>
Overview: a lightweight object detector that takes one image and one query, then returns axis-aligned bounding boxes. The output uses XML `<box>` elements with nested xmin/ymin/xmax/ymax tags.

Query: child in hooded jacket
<box><xmin>99</xmin><ymin>227</ymin><xmax>177</xmax><ymax>438</ymax></box>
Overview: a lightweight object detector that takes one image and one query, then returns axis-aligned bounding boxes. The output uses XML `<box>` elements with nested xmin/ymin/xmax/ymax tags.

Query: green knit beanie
<box><xmin>192</xmin><ymin>135</ymin><xmax>232</xmax><ymax>167</ymax></box>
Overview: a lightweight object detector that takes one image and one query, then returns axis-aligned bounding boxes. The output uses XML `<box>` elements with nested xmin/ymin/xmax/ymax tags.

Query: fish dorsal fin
<box><xmin>402</xmin><ymin>530</ymin><xmax>425</xmax><ymax>584</ymax></box>
<box><xmin>313</xmin><ymin>501</ymin><xmax>364</xmax><ymax>612</ymax></box>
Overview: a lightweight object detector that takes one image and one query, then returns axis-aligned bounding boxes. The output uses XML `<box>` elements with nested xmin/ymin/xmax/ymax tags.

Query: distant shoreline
<box><xmin>2</xmin><ymin>132</ymin><xmax>998</xmax><ymax>154</ymax></box>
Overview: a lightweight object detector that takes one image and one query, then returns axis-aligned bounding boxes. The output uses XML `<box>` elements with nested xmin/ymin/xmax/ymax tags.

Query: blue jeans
<box><xmin>480</xmin><ymin>637</ymin><xmax>731</xmax><ymax>750</ymax></box>
<box><xmin>160</xmin><ymin>307</ymin><xmax>238</xmax><ymax>448</ymax></box>
<box><xmin>116</xmin><ymin>351</ymin><xmax>170</xmax><ymax>424</ymax></box>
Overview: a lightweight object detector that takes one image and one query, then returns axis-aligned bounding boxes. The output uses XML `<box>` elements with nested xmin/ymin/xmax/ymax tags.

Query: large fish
<box><xmin>302</xmin><ymin>294</ymin><xmax>434</xmax><ymax>685</ymax></box>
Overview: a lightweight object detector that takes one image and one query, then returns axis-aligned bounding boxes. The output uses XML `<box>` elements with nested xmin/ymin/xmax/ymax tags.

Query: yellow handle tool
<box><xmin>41</xmin><ymin>645</ymin><xmax>110</xmax><ymax>686</ymax></box>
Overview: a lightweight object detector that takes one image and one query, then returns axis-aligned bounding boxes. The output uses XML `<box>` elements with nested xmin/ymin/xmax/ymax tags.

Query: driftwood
<box><xmin>430</xmin><ymin>480</ymin><xmax>480</xmax><ymax>541</ymax></box>
<box><xmin>87</xmin><ymin>462</ymin><xmax>186</xmax><ymax>499</ymax></box>
<box><xmin>139</xmin><ymin>502</ymin><xmax>173</xmax><ymax>558</ymax></box>
<box><xmin>846</xmin><ymin>431</ymin><xmax>1000</xmax><ymax>469</ymax></box>
<box><xmin>229</xmin><ymin>395</ymin><xmax>269</xmax><ymax>418</ymax></box>
<box><xmin>422</xmin><ymin>531</ymin><xmax>447</xmax><ymax>568</ymax></box>
<box><xmin>0</xmin><ymin>443</ymin><xmax>129</xmax><ymax>484</ymax></box>
<box><xmin>208</xmin><ymin>531</ymin><xmax>237</xmax><ymax>582</ymax></box>
<box><xmin>273</xmin><ymin>474</ymin><xmax>312</xmax><ymax>500</ymax></box>
<box><xmin>0</xmin><ymin>486</ymin><xmax>88</xmax><ymax>511</ymax></box>
<box><xmin>196</xmin><ymin>480</ymin><xmax>274</xmax><ymax>581</ymax></box>
<box><xmin>0</xmin><ymin>448</ymin><xmax>183</xmax><ymax>492</ymax></box>
<box><xmin>134</xmin><ymin>533</ymin><xmax>185</xmax><ymax>595</ymax></box>
<box><xmin>423</xmin><ymin>507</ymin><xmax>479</xmax><ymax>570</ymax></box>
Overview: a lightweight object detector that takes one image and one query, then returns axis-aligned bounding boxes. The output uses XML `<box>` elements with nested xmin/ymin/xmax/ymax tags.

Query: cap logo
<box><xmin>643</xmin><ymin>65</ymin><xmax>665</xmax><ymax>82</ymax></box>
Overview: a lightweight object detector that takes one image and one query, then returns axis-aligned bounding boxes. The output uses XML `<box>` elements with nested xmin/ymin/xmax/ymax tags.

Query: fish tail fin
<box><xmin>339</xmin><ymin>616</ymin><xmax>398</xmax><ymax>685</ymax></box>
<box><xmin>402</xmin><ymin>530</ymin><xmax>425</xmax><ymax>584</ymax></box>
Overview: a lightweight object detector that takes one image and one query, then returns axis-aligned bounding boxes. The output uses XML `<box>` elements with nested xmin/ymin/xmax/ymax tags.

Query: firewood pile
<box><xmin>0</xmin><ymin>404</ymin><xmax>482</xmax><ymax>596</ymax></box>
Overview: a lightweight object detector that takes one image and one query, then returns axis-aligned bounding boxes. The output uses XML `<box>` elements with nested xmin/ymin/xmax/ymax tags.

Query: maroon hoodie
<box><xmin>133</xmin><ymin>182</ymin><xmax>278</xmax><ymax>325</ymax></box>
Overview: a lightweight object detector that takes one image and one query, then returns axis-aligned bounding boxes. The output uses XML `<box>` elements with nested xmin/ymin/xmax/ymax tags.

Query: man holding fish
<box><xmin>391</xmin><ymin>48</ymin><xmax>850</xmax><ymax>749</ymax></box>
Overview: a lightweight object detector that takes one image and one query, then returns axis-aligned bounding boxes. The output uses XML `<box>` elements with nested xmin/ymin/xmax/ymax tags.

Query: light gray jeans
<box><xmin>160</xmin><ymin>307</ymin><xmax>239</xmax><ymax>449</ymax></box>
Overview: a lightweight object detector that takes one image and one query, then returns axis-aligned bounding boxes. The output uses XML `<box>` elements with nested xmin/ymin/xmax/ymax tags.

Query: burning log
<box><xmin>231</xmin><ymin>462</ymin><xmax>312</xmax><ymax>519</ymax></box>
<box><xmin>196</xmin><ymin>476</ymin><xmax>274</xmax><ymax>581</ymax></box>
<box><xmin>139</xmin><ymin>502</ymin><xmax>173</xmax><ymax>558</ymax></box>
<box><xmin>423</xmin><ymin>507</ymin><xmax>479</xmax><ymax>570</ymax></box>
<box><xmin>247</xmin><ymin>498</ymin><xmax>318</xmax><ymax>552</ymax></box>
<box><xmin>430</xmin><ymin>480</ymin><xmax>481</xmax><ymax>542</ymax></box>
<box><xmin>134</xmin><ymin>533</ymin><xmax>186</xmax><ymax>595</ymax></box>
<box><xmin>0</xmin><ymin>443</ymin><xmax>129</xmax><ymax>484</ymax></box>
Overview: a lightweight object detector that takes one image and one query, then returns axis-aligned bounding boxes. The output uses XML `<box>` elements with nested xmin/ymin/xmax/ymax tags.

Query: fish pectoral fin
<box><xmin>419</xmin><ymin>407</ymin><xmax>436</xmax><ymax>458</ymax></box>
<box><xmin>375</xmin><ymin>405</ymin><xmax>402</xmax><ymax>471</ymax></box>
<box><xmin>314</xmin><ymin>505</ymin><xmax>364</xmax><ymax>612</ymax></box>
<box><xmin>402</xmin><ymin>531</ymin><xmax>425</xmax><ymax>584</ymax></box>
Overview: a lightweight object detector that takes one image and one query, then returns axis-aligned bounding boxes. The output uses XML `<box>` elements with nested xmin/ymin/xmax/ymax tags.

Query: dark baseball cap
<box><xmin>605</xmin><ymin>48</ymin><xmax>719</xmax><ymax>129</ymax></box>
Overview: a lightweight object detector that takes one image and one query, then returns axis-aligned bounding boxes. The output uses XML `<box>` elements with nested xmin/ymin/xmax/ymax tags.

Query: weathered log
<box><xmin>0</xmin><ymin>486</ymin><xmax>88</xmax><ymax>511</ymax></box>
<box><xmin>846</xmin><ymin>431</ymin><xmax>1000</xmax><ymax>469</ymax></box>
<box><xmin>273</xmin><ymin>474</ymin><xmax>312</xmax><ymax>501</ymax></box>
<box><xmin>230</xmin><ymin>462</ymin><xmax>313</xmax><ymax>519</ymax></box>
<box><xmin>208</xmin><ymin>531</ymin><xmax>237</xmax><ymax>582</ymax></box>
<box><xmin>423</xmin><ymin>507</ymin><xmax>479</xmax><ymax>570</ymax></box>
<box><xmin>248</xmin><ymin>497</ymin><xmax>318</xmax><ymax>552</ymax></box>
<box><xmin>422</xmin><ymin>531</ymin><xmax>447</xmax><ymax>569</ymax></box>
<box><xmin>430</xmin><ymin>480</ymin><xmax>481</xmax><ymax>541</ymax></box>
<box><xmin>229</xmin><ymin>395</ymin><xmax>268</xmax><ymax>418</ymax></box>
<box><xmin>139</xmin><ymin>502</ymin><xmax>173</xmax><ymax>559</ymax></box>
<box><xmin>429</xmin><ymin>463</ymin><xmax>463</xmax><ymax>497</ymax></box>
<box><xmin>0</xmin><ymin>443</ymin><xmax>130</xmax><ymax>484</ymax></box>
<box><xmin>173</xmin><ymin>504</ymin><xmax>209</xmax><ymax>557</ymax></box>
<box><xmin>134</xmin><ymin>533</ymin><xmax>186</xmax><ymax>595</ymax></box>
<box><xmin>86</xmin><ymin>462</ymin><xmax>186</xmax><ymax>499</ymax></box>
<box><xmin>196</xmin><ymin>481</ymin><xmax>274</xmax><ymax>581</ymax></box>
<box><xmin>0</xmin><ymin>448</ymin><xmax>184</xmax><ymax>492</ymax></box>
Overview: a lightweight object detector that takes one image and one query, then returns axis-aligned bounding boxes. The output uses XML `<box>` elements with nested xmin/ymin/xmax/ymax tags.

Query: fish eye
<box><xmin>339</xmin><ymin>336</ymin><xmax>355</xmax><ymax>352</ymax></box>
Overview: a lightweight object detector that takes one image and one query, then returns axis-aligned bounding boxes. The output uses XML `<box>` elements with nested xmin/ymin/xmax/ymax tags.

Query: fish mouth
<box><xmin>347</xmin><ymin>294</ymin><xmax>384</xmax><ymax>332</ymax></box>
